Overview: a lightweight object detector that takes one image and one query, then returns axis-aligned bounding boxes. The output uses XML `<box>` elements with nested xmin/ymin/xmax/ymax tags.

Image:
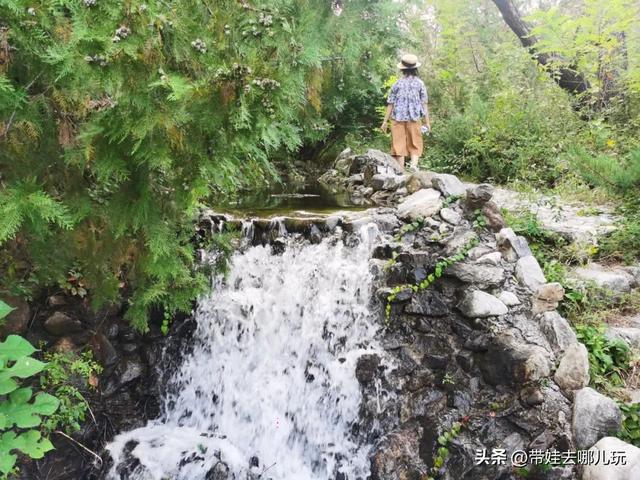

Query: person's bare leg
<box><xmin>409</xmin><ymin>155</ymin><xmax>420</xmax><ymax>171</ymax></box>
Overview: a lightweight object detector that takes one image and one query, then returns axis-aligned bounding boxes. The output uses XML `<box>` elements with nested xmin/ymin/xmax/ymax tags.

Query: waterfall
<box><xmin>106</xmin><ymin>223</ymin><xmax>388</xmax><ymax>480</ymax></box>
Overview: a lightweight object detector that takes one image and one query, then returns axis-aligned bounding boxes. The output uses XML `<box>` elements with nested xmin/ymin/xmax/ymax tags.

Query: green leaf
<box><xmin>0</xmin><ymin>301</ymin><xmax>14</xmax><ymax>321</ymax></box>
<box><xmin>0</xmin><ymin>335</ymin><xmax>37</xmax><ymax>362</ymax></box>
<box><xmin>0</xmin><ymin>431</ymin><xmax>17</xmax><ymax>475</ymax></box>
<box><xmin>0</xmin><ymin>389</ymin><xmax>60</xmax><ymax>428</ymax></box>
<box><xmin>0</xmin><ymin>356</ymin><xmax>47</xmax><ymax>394</ymax></box>
<box><xmin>13</xmin><ymin>430</ymin><xmax>55</xmax><ymax>459</ymax></box>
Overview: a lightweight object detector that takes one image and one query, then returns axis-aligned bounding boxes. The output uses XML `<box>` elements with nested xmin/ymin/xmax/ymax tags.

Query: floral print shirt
<box><xmin>387</xmin><ymin>76</ymin><xmax>428</xmax><ymax>122</ymax></box>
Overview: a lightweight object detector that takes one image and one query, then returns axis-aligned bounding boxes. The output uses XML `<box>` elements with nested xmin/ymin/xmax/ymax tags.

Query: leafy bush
<box><xmin>0</xmin><ymin>0</ymin><xmax>403</xmax><ymax>330</ymax></box>
<box><xmin>619</xmin><ymin>402</ymin><xmax>640</xmax><ymax>447</ymax></box>
<box><xmin>39</xmin><ymin>351</ymin><xmax>102</xmax><ymax>434</ymax></box>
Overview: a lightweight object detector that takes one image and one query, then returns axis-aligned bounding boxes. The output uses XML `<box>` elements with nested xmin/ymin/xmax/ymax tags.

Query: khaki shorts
<box><xmin>391</xmin><ymin>120</ymin><xmax>423</xmax><ymax>157</ymax></box>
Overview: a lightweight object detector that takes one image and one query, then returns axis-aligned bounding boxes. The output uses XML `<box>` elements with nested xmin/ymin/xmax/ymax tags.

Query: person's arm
<box><xmin>423</xmin><ymin>102</ymin><xmax>431</xmax><ymax>130</ymax></box>
<box><xmin>420</xmin><ymin>81</ymin><xmax>431</xmax><ymax>130</ymax></box>
<box><xmin>380</xmin><ymin>104</ymin><xmax>393</xmax><ymax>133</ymax></box>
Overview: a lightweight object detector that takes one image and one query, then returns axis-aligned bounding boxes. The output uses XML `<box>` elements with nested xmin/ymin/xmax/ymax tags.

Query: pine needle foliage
<box><xmin>0</xmin><ymin>0</ymin><xmax>403</xmax><ymax>330</ymax></box>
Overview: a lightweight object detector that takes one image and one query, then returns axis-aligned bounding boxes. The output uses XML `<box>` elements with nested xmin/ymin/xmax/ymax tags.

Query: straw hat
<box><xmin>397</xmin><ymin>53</ymin><xmax>422</xmax><ymax>70</ymax></box>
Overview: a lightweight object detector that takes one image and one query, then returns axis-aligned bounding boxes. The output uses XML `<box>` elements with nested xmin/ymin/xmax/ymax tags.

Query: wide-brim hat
<box><xmin>397</xmin><ymin>53</ymin><xmax>421</xmax><ymax>70</ymax></box>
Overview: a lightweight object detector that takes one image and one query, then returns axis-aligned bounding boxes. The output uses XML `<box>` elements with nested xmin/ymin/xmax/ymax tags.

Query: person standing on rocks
<box><xmin>380</xmin><ymin>54</ymin><xmax>431</xmax><ymax>171</ymax></box>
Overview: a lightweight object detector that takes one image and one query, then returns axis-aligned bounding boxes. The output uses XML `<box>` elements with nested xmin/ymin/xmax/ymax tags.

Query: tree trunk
<box><xmin>491</xmin><ymin>0</ymin><xmax>590</xmax><ymax>97</ymax></box>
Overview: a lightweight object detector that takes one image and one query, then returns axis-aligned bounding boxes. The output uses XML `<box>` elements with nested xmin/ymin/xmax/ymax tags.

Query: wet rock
<box><xmin>405</xmin><ymin>171</ymin><xmax>434</xmax><ymax>193</ymax></box>
<box><xmin>309</xmin><ymin>224</ymin><xmax>322</xmax><ymax>244</ymax></box>
<box><xmin>43</xmin><ymin>312</ymin><xmax>84</xmax><ymax>336</ymax></box>
<box><xmin>464</xmin><ymin>183</ymin><xmax>494</xmax><ymax>211</ymax></box>
<box><xmin>539</xmin><ymin>311</ymin><xmax>577</xmax><ymax>354</ymax></box>
<box><xmin>479</xmin><ymin>335</ymin><xmax>553</xmax><ymax>386</ymax></box>
<box><xmin>582</xmin><ymin>436</ymin><xmax>640</xmax><ymax>480</ymax></box>
<box><xmin>361</xmin><ymin>150</ymin><xmax>404</xmax><ymax>185</ymax></box>
<box><xmin>205</xmin><ymin>461</ymin><xmax>231</xmax><ymax>480</ymax></box>
<box><xmin>102</xmin><ymin>355</ymin><xmax>146</xmax><ymax>397</ymax></box>
<box><xmin>572</xmin><ymin>387</ymin><xmax>622</xmax><ymax>449</ymax></box>
<box><xmin>498</xmin><ymin>290</ymin><xmax>521</xmax><ymax>306</ymax></box>
<box><xmin>370</xmin><ymin>426</ymin><xmax>427</xmax><ymax>480</ymax></box>
<box><xmin>554</xmin><ymin>343</ymin><xmax>589</xmax><ymax>394</ymax></box>
<box><xmin>457</xmin><ymin>290</ymin><xmax>508</xmax><ymax>318</ymax></box>
<box><xmin>396</xmin><ymin>188</ymin><xmax>442</xmax><ymax>221</ymax></box>
<box><xmin>47</xmin><ymin>295</ymin><xmax>68</xmax><ymax>307</ymax></box>
<box><xmin>91</xmin><ymin>333</ymin><xmax>119</xmax><ymax>367</ymax></box>
<box><xmin>532</xmin><ymin>282</ymin><xmax>565</xmax><ymax>314</ymax></box>
<box><xmin>439</xmin><ymin>207</ymin><xmax>461</xmax><ymax>225</ymax></box>
<box><xmin>431</xmin><ymin>173</ymin><xmax>466</xmax><ymax>197</ymax></box>
<box><xmin>0</xmin><ymin>294</ymin><xmax>30</xmax><ymax>337</ymax></box>
<box><xmin>356</xmin><ymin>354</ymin><xmax>380</xmax><ymax>385</ymax></box>
<box><xmin>572</xmin><ymin>263</ymin><xmax>634</xmax><ymax>293</ymax></box>
<box><xmin>404</xmin><ymin>290</ymin><xmax>449</xmax><ymax>316</ymax></box>
<box><xmin>515</xmin><ymin>255</ymin><xmax>546</xmax><ymax>290</ymax></box>
<box><xmin>446</xmin><ymin>262</ymin><xmax>505</xmax><ymax>287</ymax></box>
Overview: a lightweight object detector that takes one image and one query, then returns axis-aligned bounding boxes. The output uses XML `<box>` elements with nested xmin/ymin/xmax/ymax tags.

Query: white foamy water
<box><xmin>107</xmin><ymin>224</ymin><xmax>386</xmax><ymax>480</ymax></box>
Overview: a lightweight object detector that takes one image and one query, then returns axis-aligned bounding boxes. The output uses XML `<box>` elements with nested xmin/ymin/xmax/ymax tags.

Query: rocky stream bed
<box><xmin>4</xmin><ymin>149</ymin><xmax>640</xmax><ymax>480</ymax></box>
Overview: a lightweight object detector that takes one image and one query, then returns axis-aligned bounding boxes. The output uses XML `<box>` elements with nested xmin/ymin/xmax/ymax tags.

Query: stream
<box><xmin>106</xmin><ymin>222</ymin><xmax>389</xmax><ymax>479</ymax></box>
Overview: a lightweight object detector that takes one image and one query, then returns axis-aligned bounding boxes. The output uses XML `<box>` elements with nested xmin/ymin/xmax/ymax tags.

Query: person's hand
<box><xmin>380</xmin><ymin>120</ymin><xmax>388</xmax><ymax>133</ymax></box>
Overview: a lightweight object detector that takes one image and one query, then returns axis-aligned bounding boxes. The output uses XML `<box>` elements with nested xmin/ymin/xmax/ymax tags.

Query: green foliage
<box><xmin>619</xmin><ymin>402</ymin><xmax>640</xmax><ymax>447</ymax></box>
<box><xmin>0</xmin><ymin>333</ymin><xmax>59</xmax><ymax>477</ymax></box>
<box><xmin>0</xmin><ymin>0</ymin><xmax>403</xmax><ymax>331</ymax></box>
<box><xmin>426</xmin><ymin>421</ymin><xmax>463</xmax><ymax>479</ymax></box>
<box><xmin>39</xmin><ymin>351</ymin><xmax>102</xmax><ymax>434</ymax></box>
<box><xmin>576</xmin><ymin>323</ymin><xmax>631</xmax><ymax>390</ymax></box>
<box><xmin>385</xmin><ymin>238</ymin><xmax>478</xmax><ymax>320</ymax></box>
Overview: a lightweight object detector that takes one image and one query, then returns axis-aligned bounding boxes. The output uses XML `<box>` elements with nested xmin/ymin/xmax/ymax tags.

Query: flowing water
<box><xmin>106</xmin><ymin>223</ymin><xmax>388</xmax><ymax>480</ymax></box>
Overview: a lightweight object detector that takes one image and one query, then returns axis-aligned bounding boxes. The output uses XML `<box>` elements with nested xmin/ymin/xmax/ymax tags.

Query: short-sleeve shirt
<box><xmin>387</xmin><ymin>76</ymin><xmax>428</xmax><ymax>122</ymax></box>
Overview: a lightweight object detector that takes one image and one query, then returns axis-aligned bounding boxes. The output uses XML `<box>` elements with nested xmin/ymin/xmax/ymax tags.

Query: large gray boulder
<box><xmin>446</xmin><ymin>262</ymin><xmax>505</xmax><ymax>287</ymax></box>
<box><xmin>554</xmin><ymin>343</ymin><xmax>589</xmax><ymax>393</ymax></box>
<box><xmin>572</xmin><ymin>387</ymin><xmax>622</xmax><ymax>449</ymax></box>
<box><xmin>515</xmin><ymin>256</ymin><xmax>546</xmax><ymax>290</ymax></box>
<box><xmin>539</xmin><ymin>311</ymin><xmax>578</xmax><ymax>354</ymax></box>
<box><xmin>457</xmin><ymin>290</ymin><xmax>508</xmax><ymax>318</ymax></box>
<box><xmin>370</xmin><ymin>173</ymin><xmax>406</xmax><ymax>192</ymax></box>
<box><xmin>431</xmin><ymin>173</ymin><xmax>466</xmax><ymax>197</ymax></box>
<box><xmin>572</xmin><ymin>263</ymin><xmax>635</xmax><ymax>294</ymax></box>
<box><xmin>582</xmin><ymin>437</ymin><xmax>640</xmax><ymax>480</ymax></box>
<box><xmin>396</xmin><ymin>188</ymin><xmax>442</xmax><ymax>221</ymax></box>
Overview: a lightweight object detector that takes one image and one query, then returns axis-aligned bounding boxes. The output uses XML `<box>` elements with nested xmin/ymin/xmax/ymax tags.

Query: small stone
<box><xmin>554</xmin><ymin>343</ymin><xmax>590</xmax><ymax>393</ymax></box>
<box><xmin>582</xmin><ymin>437</ymin><xmax>640</xmax><ymax>480</ymax></box>
<box><xmin>482</xmin><ymin>201</ymin><xmax>506</xmax><ymax>232</ymax></box>
<box><xmin>521</xmin><ymin>386</ymin><xmax>545</xmax><ymax>407</ymax></box>
<box><xmin>405</xmin><ymin>171</ymin><xmax>434</xmax><ymax>193</ymax></box>
<box><xmin>458</xmin><ymin>290</ymin><xmax>508</xmax><ymax>318</ymax></box>
<box><xmin>43</xmin><ymin>312</ymin><xmax>84</xmax><ymax>336</ymax></box>
<box><xmin>439</xmin><ymin>207</ymin><xmax>461</xmax><ymax>225</ymax></box>
<box><xmin>533</xmin><ymin>282</ymin><xmax>565</xmax><ymax>313</ymax></box>
<box><xmin>396</xmin><ymin>188</ymin><xmax>443</xmax><ymax>221</ymax></box>
<box><xmin>91</xmin><ymin>333</ymin><xmax>119</xmax><ymax>367</ymax></box>
<box><xmin>498</xmin><ymin>291</ymin><xmax>521</xmax><ymax>306</ymax></box>
<box><xmin>539</xmin><ymin>311</ymin><xmax>578</xmax><ymax>354</ymax></box>
<box><xmin>476</xmin><ymin>251</ymin><xmax>502</xmax><ymax>266</ymax></box>
<box><xmin>0</xmin><ymin>295</ymin><xmax>30</xmax><ymax>337</ymax></box>
<box><xmin>572</xmin><ymin>387</ymin><xmax>622</xmax><ymax>449</ymax></box>
<box><xmin>431</xmin><ymin>173</ymin><xmax>466</xmax><ymax>197</ymax></box>
<box><xmin>515</xmin><ymin>256</ymin><xmax>546</xmax><ymax>290</ymax></box>
<box><xmin>51</xmin><ymin>337</ymin><xmax>80</xmax><ymax>354</ymax></box>
<box><xmin>465</xmin><ymin>184</ymin><xmax>494</xmax><ymax>211</ymax></box>
<box><xmin>370</xmin><ymin>173</ymin><xmax>405</xmax><ymax>191</ymax></box>
<box><xmin>47</xmin><ymin>295</ymin><xmax>67</xmax><ymax>307</ymax></box>
<box><xmin>355</xmin><ymin>354</ymin><xmax>380</xmax><ymax>385</ymax></box>
<box><xmin>497</xmin><ymin>228</ymin><xmax>533</xmax><ymax>261</ymax></box>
